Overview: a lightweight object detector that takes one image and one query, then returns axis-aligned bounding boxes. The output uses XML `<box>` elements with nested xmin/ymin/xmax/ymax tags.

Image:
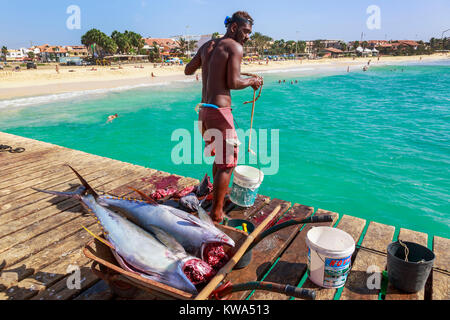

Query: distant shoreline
<box><xmin>0</xmin><ymin>53</ymin><xmax>447</xmax><ymax>101</ymax></box>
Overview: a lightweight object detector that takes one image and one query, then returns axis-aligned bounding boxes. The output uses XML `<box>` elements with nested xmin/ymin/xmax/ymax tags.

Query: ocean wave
<box><xmin>0</xmin><ymin>81</ymin><xmax>172</xmax><ymax>109</ymax></box>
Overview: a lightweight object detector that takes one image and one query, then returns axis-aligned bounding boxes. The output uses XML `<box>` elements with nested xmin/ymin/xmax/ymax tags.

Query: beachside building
<box><xmin>305</xmin><ymin>40</ymin><xmax>346</xmax><ymax>57</ymax></box>
<box><xmin>195</xmin><ymin>34</ymin><xmax>224</xmax><ymax>52</ymax></box>
<box><xmin>321</xmin><ymin>47</ymin><xmax>344</xmax><ymax>58</ymax></box>
<box><xmin>35</xmin><ymin>45</ymin><xmax>68</xmax><ymax>62</ymax></box>
<box><xmin>5</xmin><ymin>49</ymin><xmax>25</xmax><ymax>62</ymax></box>
<box><xmin>143</xmin><ymin>38</ymin><xmax>178</xmax><ymax>55</ymax></box>
<box><xmin>65</xmin><ymin>45</ymin><xmax>89</xmax><ymax>57</ymax></box>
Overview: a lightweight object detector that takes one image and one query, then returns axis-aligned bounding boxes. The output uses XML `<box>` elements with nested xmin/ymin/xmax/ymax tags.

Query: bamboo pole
<box><xmin>195</xmin><ymin>204</ymin><xmax>282</xmax><ymax>300</ymax></box>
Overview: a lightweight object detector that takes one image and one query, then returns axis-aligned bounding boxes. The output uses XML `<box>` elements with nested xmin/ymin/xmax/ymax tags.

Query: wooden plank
<box><xmin>248</xmin><ymin>198</ymin><xmax>291</xmax><ymax>231</ymax></box>
<box><xmin>224</xmin><ymin>203</ymin><xmax>312</xmax><ymax>300</ymax></box>
<box><xmin>433</xmin><ymin>236</ymin><xmax>450</xmax><ymax>273</ymax></box>
<box><xmin>0</xmin><ymin>147</ymin><xmax>82</xmax><ymax>178</ymax></box>
<box><xmin>0</xmin><ymin>150</ymin><xmax>87</xmax><ymax>186</ymax></box>
<box><xmin>0</xmin><ymin>157</ymin><xmax>122</xmax><ymax>218</ymax></box>
<box><xmin>31</xmin><ymin>262</ymin><xmax>99</xmax><ymax>300</ymax></box>
<box><xmin>0</xmin><ymin>152</ymin><xmax>109</xmax><ymax>199</ymax></box>
<box><xmin>431</xmin><ymin>270</ymin><xmax>450</xmax><ymax>300</ymax></box>
<box><xmin>0</xmin><ymin>154</ymin><xmax>111</xmax><ymax>202</ymax></box>
<box><xmin>298</xmin><ymin>214</ymin><xmax>366</xmax><ymax>300</ymax></box>
<box><xmin>250</xmin><ymin>209</ymin><xmax>338</xmax><ymax>300</ymax></box>
<box><xmin>0</xmin><ymin>148</ymin><xmax>63</xmax><ymax>173</ymax></box>
<box><xmin>73</xmin><ymin>280</ymin><xmax>114</xmax><ymax>300</ymax></box>
<box><xmin>339</xmin><ymin>221</ymin><xmax>395</xmax><ymax>300</ymax></box>
<box><xmin>226</xmin><ymin>195</ymin><xmax>271</xmax><ymax>220</ymax></box>
<box><xmin>0</xmin><ymin>226</ymin><xmax>101</xmax><ymax>300</ymax></box>
<box><xmin>0</xmin><ymin>159</ymin><xmax>116</xmax><ymax>223</ymax></box>
<box><xmin>0</xmin><ymin>166</ymin><xmax>148</xmax><ymax>248</ymax></box>
<box><xmin>361</xmin><ymin>221</ymin><xmax>396</xmax><ymax>253</ymax></box>
<box><xmin>431</xmin><ymin>236</ymin><xmax>450</xmax><ymax>300</ymax></box>
<box><xmin>0</xmin><ymin>225</ymin><xmax>100</xmax><ymax>298</ymax></box>
<box><xmin>397</xmin><ymin>228</ymin><xmax>428</xmax><ymax>246</ymax></box>
<box><xmin>384</xmin><ymin>228</ymin><xmax>428</xmax><ymax>300</ymax></box>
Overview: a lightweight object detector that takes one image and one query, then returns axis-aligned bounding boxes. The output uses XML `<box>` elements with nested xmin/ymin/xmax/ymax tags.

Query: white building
<box><xmin>195</xmin><ymin>34</ymin><xmax>224</xmax><ymax>52</ymax></box>
<box><xmin>6</xmin><ymin>49</ymin><xmax>25</xmax><ymax>61</ymax></box>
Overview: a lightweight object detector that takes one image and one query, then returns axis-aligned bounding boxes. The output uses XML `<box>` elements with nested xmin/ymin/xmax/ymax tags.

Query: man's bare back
<box><xmin>186</xmin><ymin>22</ymin><xmax>262</xmax><ymax>108</ymax></box>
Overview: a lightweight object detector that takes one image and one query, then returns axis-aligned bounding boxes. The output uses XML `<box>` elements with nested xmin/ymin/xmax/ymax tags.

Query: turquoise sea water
<box><xmin>1</xmin><ymin>61</ymin><xmax>449</xmax><ymax>239</ymax></box>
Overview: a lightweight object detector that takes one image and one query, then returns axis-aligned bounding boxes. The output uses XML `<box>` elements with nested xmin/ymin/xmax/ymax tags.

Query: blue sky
<box><xmin>1</xmin><ymin>0</ymin><xmax>449</xmax><ymax>48</ymax></box>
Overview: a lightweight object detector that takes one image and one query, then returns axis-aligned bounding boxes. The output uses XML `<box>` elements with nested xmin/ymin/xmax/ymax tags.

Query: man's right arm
<box><xmin>227</xmin><ymin>44</ymin><xmax>262</xmax><ymax>90</ymax></box>
<box><xmin>185</xmin><ymin>48</ymin><xmax>202</xmax><ymax>75</ymax></box>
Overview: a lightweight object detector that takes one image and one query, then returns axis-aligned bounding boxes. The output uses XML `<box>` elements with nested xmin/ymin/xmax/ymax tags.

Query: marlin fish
<box><xmin>33</xmin><ymin>166</ymin><xmax>214</xmax><ymax>294</ymax></box>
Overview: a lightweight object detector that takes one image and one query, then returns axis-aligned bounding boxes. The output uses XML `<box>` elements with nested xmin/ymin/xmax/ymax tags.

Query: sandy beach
<box><xmin>0</xmin><ymin>54</ymin><xmax>448</xmax><ymax>101</ymax></box>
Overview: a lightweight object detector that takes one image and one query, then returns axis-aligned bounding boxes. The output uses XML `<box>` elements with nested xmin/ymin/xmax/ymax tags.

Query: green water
<box><xmin>1</xmin><ymin>62</ymin><xmax>449</xmax><ymax>239</ymax></box>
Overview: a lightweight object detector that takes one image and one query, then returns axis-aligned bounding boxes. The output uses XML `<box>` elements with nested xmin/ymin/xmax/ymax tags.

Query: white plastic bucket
<box><xmin>306</xmin><ymin>226</ymin><xmax>355</xmax><ymax>288</ymax></box>
<box><xmin>229</xmin><ymin>166</ymin><xmax>264</xmax><ymax>207</ymax></box>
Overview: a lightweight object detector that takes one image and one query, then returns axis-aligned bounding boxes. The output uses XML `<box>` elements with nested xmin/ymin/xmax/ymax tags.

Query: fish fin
<box><xmin>32</xmin><ymin>185</ymin><xmax>86</xmax><ymax>198</ymax></box>
<box><xmin>197</xmin><ymin>206</ymin><xmax>215</xmax><ymax>227</ymax></box>
<box><xmin>166</xmin><ymin>207</ymin><xmax>205</xmax><ymax>227</ymax></box>
<box><xmin>128</xmin><ymin>187</ymin><xmax>158</xmax><ymax>204</ymax></box>
<box><xmin>81</xmin><ymin>225</ymin><xmax>115</xmax><ymax>250</ymax></box>
<box><xmin>196</xmin><ymin>174</ymin><xmax>210</xmax><ymax>196</ymax></box>
<box><xmin>146</xmin><ymin>224</ymin><xmax>186</xmax><ymax>254</ymax></box>
<box><xmin>65</xmin><ymin>164</ymin><xmax>99</xmax><ymax>199</ymax></box>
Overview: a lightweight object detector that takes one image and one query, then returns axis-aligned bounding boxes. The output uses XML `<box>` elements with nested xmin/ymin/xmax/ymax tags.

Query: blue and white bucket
<box><xmin>229</xmin><ymin>165</ymin><xmax>264</xmax><ymax>207</ymax></box>
<box><xmin>306</xmin><ymin>227</ymin><xmax>355</xmax><ymax>288</ymax></box>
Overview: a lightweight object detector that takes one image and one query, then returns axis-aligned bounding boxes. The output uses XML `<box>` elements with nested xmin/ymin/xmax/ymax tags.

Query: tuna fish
<box><xmin>98</xmin><ymin>188</ymin><xmax>235</xmax><ymax>269</ymax></box>
<box><xmin>33</xmin><ymin>166</ymin><xmax>215</xmax><ymax>294</ymax></box>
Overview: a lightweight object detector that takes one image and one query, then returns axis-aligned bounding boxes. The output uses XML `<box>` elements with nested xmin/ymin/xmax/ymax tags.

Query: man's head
<box><xmin>224</xmin><ymin>11</ymin><xmax>254</xmax><ymax>45</ymax></box>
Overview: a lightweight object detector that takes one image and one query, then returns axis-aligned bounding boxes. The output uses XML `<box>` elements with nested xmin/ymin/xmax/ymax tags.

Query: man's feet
<box><xmin>209</xmin><ymin>209</ymin><xmax>231</xmax><ymax>224</ymax></box>
<box><xmin>210</xmin><ymin>209</ymin><xmax>225</xmax><ymax>223</ymax></box>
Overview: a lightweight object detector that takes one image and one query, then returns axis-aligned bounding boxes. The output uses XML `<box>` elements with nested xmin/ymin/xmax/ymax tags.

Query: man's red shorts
<box><xmin>198</xmin><ymin>107</ymin><xmax>239</xmax><ymax>170</ymax></box>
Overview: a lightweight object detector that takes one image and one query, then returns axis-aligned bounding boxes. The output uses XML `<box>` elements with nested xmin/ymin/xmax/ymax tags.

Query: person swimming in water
<box><xmin>106</xmin><ymin>113</ymin><xmax>118</xmax><ymax>123</ymax></box>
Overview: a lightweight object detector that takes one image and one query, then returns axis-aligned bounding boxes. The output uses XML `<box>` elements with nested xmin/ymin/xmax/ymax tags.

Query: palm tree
<box><xmin>285</xmin><ymin>40</ymin><xmax>296</xmax><ymax>54</ymax></box>
<box><xmin>313</xmin><ymin>40</ymin><xmax>325</xmax><ymax>57</ymax></box>
<box><xmin>81</xmin><ymin>29</ymin><xmax>104</xmax><ymax>57</ymax></box>
<box><xmin>111</xmin><ymin>31</ymin><xmax>131</xmax><ymax>54</ymax></box>
<box><xmin>296</xmin><ymin>41</ymin><xmax>306</xmax><ymax>54</ymax></box>
<box><xmin>124</xmin><ymin>30</ymin><xmax>145</xmax><ymax>53</ymax></box>
<box><xmin>251</xmin><ymin>32</ymin><xmax>273</xmax><ymax>56</ymax></box>
<box><xmin>211</xmin><ymin>32</ymin><xmax>221</xmax><ymax>39</ymax></box>
<box><xmin>81</xmin><ymin>29</ymin><xmax>117</xmax><ymax>57</ymax></box>
<box><xmin>188</xmin><ymin>40</ymin><xmax>198</xmax><ymax>53</ymax></box>
<box><xmin>339</xmin><ymin>41</ymin><xmax>348</xmax><ymax>52</ymax></box>
<box><xmin>1</xmin><ymin>46</ymin><xmax>8</xmax><ymax>61</ymax></box>
<box><xmin>148</xmin><ymin>41</ymin><xmax>160</xmax><ymax>62</ymax></box>
<box><xmin>177</xmin><ymin>37</ymin><xmax>188</xmax><ymax>55</ymax></box>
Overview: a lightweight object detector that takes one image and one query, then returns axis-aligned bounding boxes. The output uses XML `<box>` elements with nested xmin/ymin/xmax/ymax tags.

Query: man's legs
<box><xmin>210</xmin><ymin>165</ymin><xmax>234</xmax><ymax>222</ymax></box>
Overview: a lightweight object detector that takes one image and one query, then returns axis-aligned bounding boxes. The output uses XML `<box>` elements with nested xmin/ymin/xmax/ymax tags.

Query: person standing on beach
<box><xmin>184</xmin><ymin>11</ymin><xmax>263</xmax><ymax>223</ymax></box>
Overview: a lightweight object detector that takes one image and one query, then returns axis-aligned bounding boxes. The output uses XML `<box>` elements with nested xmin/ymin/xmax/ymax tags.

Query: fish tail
<box><xmin>32</xmin><ymin>185</ymin><xmax>86</xmax><ymax>199</ymax></box>
<box><xmin>127</xmin><ymin>187</ymin><xmax>158</xmax><ymax>204</ymax></box>
<box><xmin>66</xmin><ymin>164</ymin><xmax>99</xmax><ymax>199</ymax></box>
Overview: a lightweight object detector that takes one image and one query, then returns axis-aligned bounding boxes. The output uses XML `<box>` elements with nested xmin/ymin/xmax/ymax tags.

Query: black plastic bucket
<box><xmin>386</xmin><ymin>241</ymin><xmax>435</xmax><ymax>293</ymax></box>
<box><xmin>226</xmin><ymin>219</ymin><xmax>255</xmax><ymax>270</ymax></box>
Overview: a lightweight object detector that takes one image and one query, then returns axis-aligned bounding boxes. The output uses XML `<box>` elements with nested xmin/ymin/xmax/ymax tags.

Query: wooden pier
<box><xmin>0</xmin><ymin>131</ymin><xmax>448</xmax><ymax>300</ymax></box>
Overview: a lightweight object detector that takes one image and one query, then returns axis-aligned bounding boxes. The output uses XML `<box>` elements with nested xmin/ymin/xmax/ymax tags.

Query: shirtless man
<box><xmin>185</xmin><ymin>11</ymin><xmax>263</xmax><ymax>222</ymax></box>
